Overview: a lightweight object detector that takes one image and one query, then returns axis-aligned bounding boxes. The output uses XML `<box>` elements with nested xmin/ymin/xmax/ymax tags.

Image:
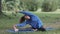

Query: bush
<box><xmin>42</xmin><ymin>0</ymin><xmax>58</xmax><ymax>12</ymax></box>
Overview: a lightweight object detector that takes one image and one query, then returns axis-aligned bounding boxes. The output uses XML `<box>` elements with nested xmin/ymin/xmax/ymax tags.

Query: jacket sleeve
<box><xmin>16</xmin><ymin>21</ymin><xmax>28</xmax><ymax>27</ymax></box>
<box><xmin>19</xmin><ymin>10</ymin><xmax>34</xmax><ymax>16</ymax></box>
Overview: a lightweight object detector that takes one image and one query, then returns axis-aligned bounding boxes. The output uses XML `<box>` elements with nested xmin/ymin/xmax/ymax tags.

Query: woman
<box><xmin>13</xmin><ymin>10</ymin><xmax>46</xmax><ymax>32</ymax></box>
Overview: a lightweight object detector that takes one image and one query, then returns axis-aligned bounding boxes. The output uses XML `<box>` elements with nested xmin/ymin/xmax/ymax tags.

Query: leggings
<box><xmin>32</xmin><ymin>26</ymin><xmax>46</xmax><ymax>31</ymax></box>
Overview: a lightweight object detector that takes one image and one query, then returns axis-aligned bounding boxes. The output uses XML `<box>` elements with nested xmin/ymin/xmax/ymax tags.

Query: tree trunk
<box><xmin>0</xmin><ymin>0</ymin><xmax>2</xmax><ymax>15</ymax></box>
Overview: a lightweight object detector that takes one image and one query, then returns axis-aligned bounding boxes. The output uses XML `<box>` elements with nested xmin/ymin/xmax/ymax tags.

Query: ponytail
<box><xmin>19</xmin><ymin>16</ymin><xmax>25</xmax><ymax>23</ymax></box>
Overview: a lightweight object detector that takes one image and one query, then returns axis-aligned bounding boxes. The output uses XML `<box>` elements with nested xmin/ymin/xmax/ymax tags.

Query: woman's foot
<box><xmin>33</xmin><ymin>29</ymin><xmax>37</xmax><ymax>31</ymax></box>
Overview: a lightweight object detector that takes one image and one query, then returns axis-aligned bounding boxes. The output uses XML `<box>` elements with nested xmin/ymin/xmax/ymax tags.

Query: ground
<box><xmin>0</xmin><ymin>12</ymin><xmax>60</xmax><ymax>34</ymax></box>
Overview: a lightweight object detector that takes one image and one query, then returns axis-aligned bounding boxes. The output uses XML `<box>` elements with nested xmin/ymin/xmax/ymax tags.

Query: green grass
<box><xmin>0</xmin><ymin>12</ymin><xmax>60</xmax><ymax>34</ymax></box>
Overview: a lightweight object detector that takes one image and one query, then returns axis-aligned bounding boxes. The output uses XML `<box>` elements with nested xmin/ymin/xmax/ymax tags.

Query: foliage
<box><xmin>2</xmin><ymin>0</ymin><xmax>41</xmax><ymax>11</ymax></box>
<box><xmin>1</xmin><ymin>0</ymin><xmax>60</xmax><ymax>12</ymax></box>
<box><xmin>42</xmin><ymin>0</ymin><xmax>58</xmax><ymax>12</ymax></box>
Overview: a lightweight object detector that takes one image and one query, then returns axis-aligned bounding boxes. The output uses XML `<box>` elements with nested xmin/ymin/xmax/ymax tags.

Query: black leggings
<box><xmin>32</xmin><ymin>26</ymin><xmax>46</xmax><ymax>31</ymax></box>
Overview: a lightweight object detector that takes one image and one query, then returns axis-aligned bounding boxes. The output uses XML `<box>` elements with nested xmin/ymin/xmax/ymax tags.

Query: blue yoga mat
<box><xmin>6</xmin><ymin>29</ymin><xmax>34</xmax><ymax>33</ymax></box>
<box><xmin>46</xmin><ymin>27</ymin><xmax>55</xmax><ymax>31</ymax></box>
<box><xmin>6</xmin><ymin>27</ymin><xmax>56</xmax><ymax>33</ymax></box>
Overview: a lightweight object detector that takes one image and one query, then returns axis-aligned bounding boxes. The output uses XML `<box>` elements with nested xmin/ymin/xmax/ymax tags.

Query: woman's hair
<box><xmin>20</xmin><ymin>16</ymin><xmax>25</xmax><ymax>23</ymax></box>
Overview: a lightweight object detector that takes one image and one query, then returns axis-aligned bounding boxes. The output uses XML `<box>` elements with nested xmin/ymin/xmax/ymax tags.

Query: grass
<box><xmin>0</xmin><ymin>12</ymin><xmax>60</xmax><ymax>34</ymax></box>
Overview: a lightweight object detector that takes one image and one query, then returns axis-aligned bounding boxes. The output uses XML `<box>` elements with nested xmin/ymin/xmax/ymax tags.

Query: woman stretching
<box><xmin>13</xmin><ymin>10</ymin><xmax>46</xmax><ymax>32</ymax></box>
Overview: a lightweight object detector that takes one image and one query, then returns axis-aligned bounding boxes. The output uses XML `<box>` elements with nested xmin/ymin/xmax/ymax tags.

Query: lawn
<box><xmin>0</xmin><ymin>12</ymin><xmax>60</xmax><ymax>34</ymax></box>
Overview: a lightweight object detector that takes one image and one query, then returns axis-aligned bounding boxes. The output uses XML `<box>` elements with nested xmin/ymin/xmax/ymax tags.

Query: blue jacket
<box><xmin>16</xmin><ymin>11</ymin><xmax>43</xmax><ymax>28</ymax></box>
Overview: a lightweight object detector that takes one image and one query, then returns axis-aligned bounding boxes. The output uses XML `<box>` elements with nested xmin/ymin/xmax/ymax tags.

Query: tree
<box><xmin>19</xmin><ymin>0</ymin><xmax>39</xmax><ymax>11</ymax></box>
<box><xmin>0</xmin><ymin>0</ymin><xmax>2</xmax><ymax>15</ymax></box>
<box><xmin>42</xmin><ymin>0</ymin><xmax>58</xmax><ymax>12</ymax></box>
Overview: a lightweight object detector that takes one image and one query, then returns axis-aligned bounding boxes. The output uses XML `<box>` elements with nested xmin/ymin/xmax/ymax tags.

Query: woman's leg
<box><xmin>19</xmin><ymin>27</ymin><xmax>33</xmax><ymax>30</ymax></box>
<box><xmin>13</xmin><ymin>25</ymin><xmax>37</xmax><ymax>31</ymax></box>
<box><xmin>18</xmin><ymin>27</ymin><xmax>37</xmax><ymax>31</ymax></box>
<box><xmin>37</xmin><ymin>26</ymin><xmax>46</xmax><ymax>31</ymax></box>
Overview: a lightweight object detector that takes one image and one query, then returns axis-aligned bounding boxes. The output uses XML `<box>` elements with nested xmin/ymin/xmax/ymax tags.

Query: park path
<box><xmin>44</xmin><ymin>21</ymin><xmax>60</xmax><ymax>29</ymax></box>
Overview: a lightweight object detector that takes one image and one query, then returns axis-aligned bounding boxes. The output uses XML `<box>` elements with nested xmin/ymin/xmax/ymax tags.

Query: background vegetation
<box><xmin>1</xmin><ymin>0</ymin><xmax>60</xmax><ymax>11</ymax></box>
<box><xmin>0</xmin><ymin>0</ymin><xmax>60</xmax><ymax>34</ymax></box>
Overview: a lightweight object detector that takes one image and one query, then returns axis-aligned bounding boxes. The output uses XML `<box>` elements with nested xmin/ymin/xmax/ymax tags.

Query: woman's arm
<box><xmin>13</xmin><ymin>21</ymin><xmax>27</xmax><ymax>32</ymax></box>
<box><xmin>16</xmin><ymin>21</ymin><xmax>27</xmax><ymax>27</ymax></box>
<box><xmin>16</xmin><ymin>10</ymin><xmax>34</xmax><ymax>16</ymax></box>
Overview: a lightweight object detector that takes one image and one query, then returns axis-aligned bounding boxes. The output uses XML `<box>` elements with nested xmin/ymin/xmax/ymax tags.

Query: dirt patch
<box><xmin>44</xmin><ymin>22</ymin><xmax>60</xmax><ymax>29</ymax></box>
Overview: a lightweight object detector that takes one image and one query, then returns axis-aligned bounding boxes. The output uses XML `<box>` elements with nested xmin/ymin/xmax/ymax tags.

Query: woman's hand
<box><xmin>13</xmin><ymin>25</ymin><xmax>19</xmax><ymax>32</ymax></box>
<box><xmin>14</xmin><ymin>28</ymin><xmax>19</xmax><ymax>32</ymax></box>
<box><xmin>15</xmin><ymin>10</ymin><xmax>19</xmax><ymax>13</ymax></box>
